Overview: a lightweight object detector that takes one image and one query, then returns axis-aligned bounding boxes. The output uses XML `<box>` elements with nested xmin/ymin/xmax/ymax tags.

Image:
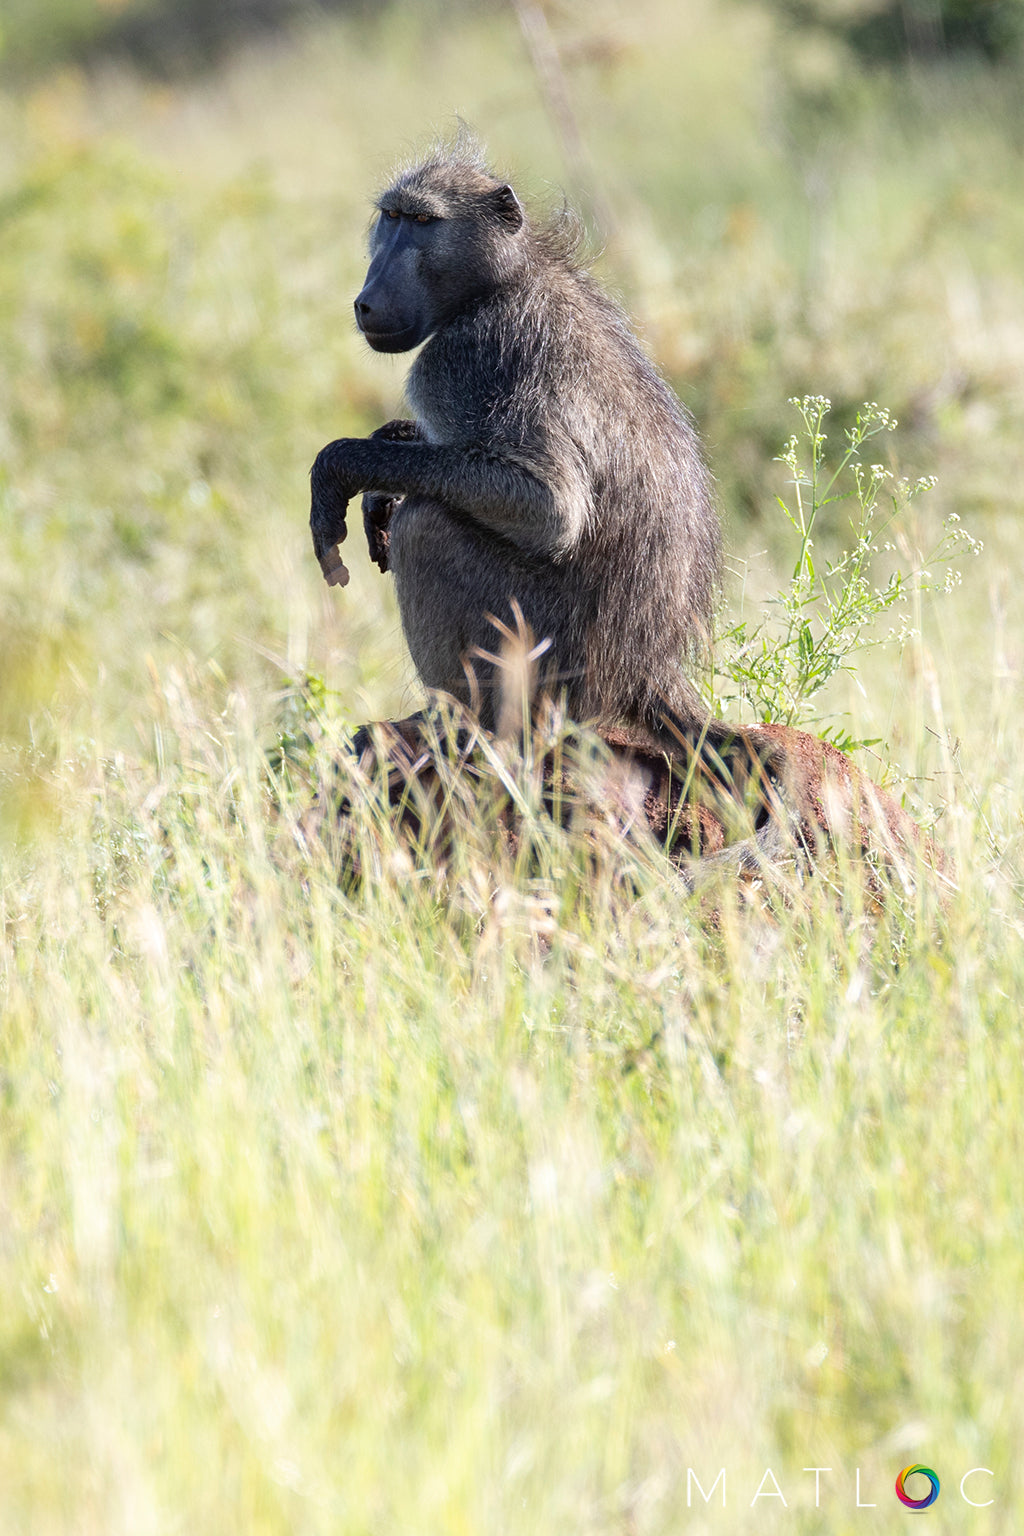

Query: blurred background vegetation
<box><xmin>1</xmin><ymin>0</ymin><xmax>1022</xmax><ymax>812</ymax></box>
<box><xmin>2</xmin><ymin>0</ymin><xmax>1023</xmax><ymax>75</ymax></box>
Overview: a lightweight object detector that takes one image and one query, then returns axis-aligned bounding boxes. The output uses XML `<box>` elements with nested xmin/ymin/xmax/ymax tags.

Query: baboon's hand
<box><xmin>311</xmin><ymin>428</ymin><xmax>420</xmax><ymax>583</ymax></box>
<box><xmin>310</xmin><ymin>439</ymin><xmax>364</xmax><ymax>586</ymax></box>
<box><xmin>319</xmin><ymin>545</ymin><xmax>351</xmax><ymax>586</ymax></box>
<box><xmin>370</xmin><ymin>418</ymin><xmax>421</xmax><ymax>444</ymax></box>
<box><xmin>357</xmin><ymin>421</ymin><xmax>418</xmax><ymax>573</ymax></box>
<box><xmin>310</xmin><ymin>488</ymin><xmax>350</xmax><ymax>585</ymax></box>
<box><xmin>362</xmin><ymin>491</ymin><xmax>402</xmax><ymax>574</ymax></box>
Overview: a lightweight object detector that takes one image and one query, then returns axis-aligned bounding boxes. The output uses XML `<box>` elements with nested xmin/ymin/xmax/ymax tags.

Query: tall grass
<box><xmin>2</xmin><ymin>646</ymin><xmax>1022</xmax><ymax>1533</ymax></box>
<box><xmin>1</xmin><ymin>1</ymin><xmax>1023</xmax><ymax>1529</ymax></box>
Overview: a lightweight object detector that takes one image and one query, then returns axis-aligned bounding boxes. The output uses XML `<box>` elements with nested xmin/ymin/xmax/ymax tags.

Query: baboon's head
<box><xmin>354</xmin><ymin>153</ymin><xmax>527</xmax><ymax>352</ymax></box>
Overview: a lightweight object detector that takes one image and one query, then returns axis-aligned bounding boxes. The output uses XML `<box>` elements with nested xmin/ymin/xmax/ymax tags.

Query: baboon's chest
<box><xmin>406</xmin><ymin>368</ymin><xmax>475</xmax><ymax>445</ymax></box>
<box><xmin>407</xmin><ymin>332</ymin><xmax>510</xmax><ymax>447</ymax></box>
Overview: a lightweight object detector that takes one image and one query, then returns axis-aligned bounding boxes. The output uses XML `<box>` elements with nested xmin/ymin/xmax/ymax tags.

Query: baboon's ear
<box><xmin>490</xmin><ymin>184</ymin><xmax>525</xmax><ymax>230</ymax></box>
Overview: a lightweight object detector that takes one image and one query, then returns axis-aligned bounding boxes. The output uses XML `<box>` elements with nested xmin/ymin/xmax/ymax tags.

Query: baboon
<box><xmin>310</xmin><ymin>144</ymin><xmax>731</xmax><ymax>752</ymax></box>
<box><xmin>306</xmin><ymin>145</ymin><xmax>946</xmax><ymax>888</ymax></box>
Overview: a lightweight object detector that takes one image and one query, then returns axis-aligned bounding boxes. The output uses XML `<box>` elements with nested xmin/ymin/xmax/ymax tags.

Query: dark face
<box><xmin>354</xmin><ymin>177</ymin><xmax>525</xmax><ymax>353</ymax></box>
<box><xmin>354</xmin><ymin>210</ymin><xmax>445</xmax><ymax>352</ymax></box>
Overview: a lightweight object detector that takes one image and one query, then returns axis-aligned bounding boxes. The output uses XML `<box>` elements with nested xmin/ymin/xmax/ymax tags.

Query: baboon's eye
<box><xmin>415</xmin><ymin>213</ymin><xmax>436</xmax><ymax>224</ymax></box>
<box><xmin>384</xmin><ymin>208</ymin><xmax>401</xmax><ymax>220</ymax></box>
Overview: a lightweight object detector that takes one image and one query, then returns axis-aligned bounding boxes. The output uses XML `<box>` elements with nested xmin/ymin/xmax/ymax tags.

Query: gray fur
<box><xmin>310</xmin><ymin>148</ymin><xmax>722</xmax><ymax>742</ymax></box>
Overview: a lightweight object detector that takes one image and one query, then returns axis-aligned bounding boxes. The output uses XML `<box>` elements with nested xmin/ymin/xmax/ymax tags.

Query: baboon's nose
<box><xmin>354</xmin><ymin>293</ymin><xmax>379</xmax><ymax>330</ymax></box>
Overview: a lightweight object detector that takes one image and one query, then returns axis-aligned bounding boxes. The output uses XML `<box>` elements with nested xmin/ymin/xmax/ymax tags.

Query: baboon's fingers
<box><xmin>310</xmin><ymin>444</ymin><xmax>357</xmax><ymax>573</ymax></box>
<box><xmin>362</xmin><ymin>490</ymin><xmax>400</xmax><ymax>574</ymax></box>
<box><xmin>319</xmin><ymin>547</ymin><xmax>351</xmax><ymax>587</ymax></box>
<box><xmin>310</xmin><ymin>476</ymin><xmax>349</xmax><ymax>580</ymax></box>
<box><xmin>371</xmin><ymin>418</ymin><xmax>421</xmax><ymax>443</ymax></box>
<box><xmin>368</xmin><ymin>533</ymin><xmax>389</xmax><ymax>574</ymax></box>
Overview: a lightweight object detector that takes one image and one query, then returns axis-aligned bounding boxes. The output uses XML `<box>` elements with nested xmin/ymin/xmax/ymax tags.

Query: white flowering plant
<box><xmin>710</xmin><ymin>396</ymin><xmax>982</xmax><ymax>744</ymax></box>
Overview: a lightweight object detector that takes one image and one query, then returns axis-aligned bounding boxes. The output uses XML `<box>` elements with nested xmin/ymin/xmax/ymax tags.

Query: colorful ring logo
<box><xmin>895</xmin><ymin>1465</ymin><xmax>940</xmax><ymax>1509</ymax></box>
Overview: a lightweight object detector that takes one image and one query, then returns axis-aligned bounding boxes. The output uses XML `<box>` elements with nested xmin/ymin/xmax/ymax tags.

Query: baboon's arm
<box><xmin>311</xmin><ymin>434</ymin><xmax>574</xmax><ymax>584</ymax></box>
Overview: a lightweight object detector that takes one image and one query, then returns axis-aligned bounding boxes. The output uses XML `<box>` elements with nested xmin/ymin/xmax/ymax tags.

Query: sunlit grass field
<box><xmin>1</xmin><ymin>2</ymin><xmax>1023</xmax><ymax>1531</ymax></box>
